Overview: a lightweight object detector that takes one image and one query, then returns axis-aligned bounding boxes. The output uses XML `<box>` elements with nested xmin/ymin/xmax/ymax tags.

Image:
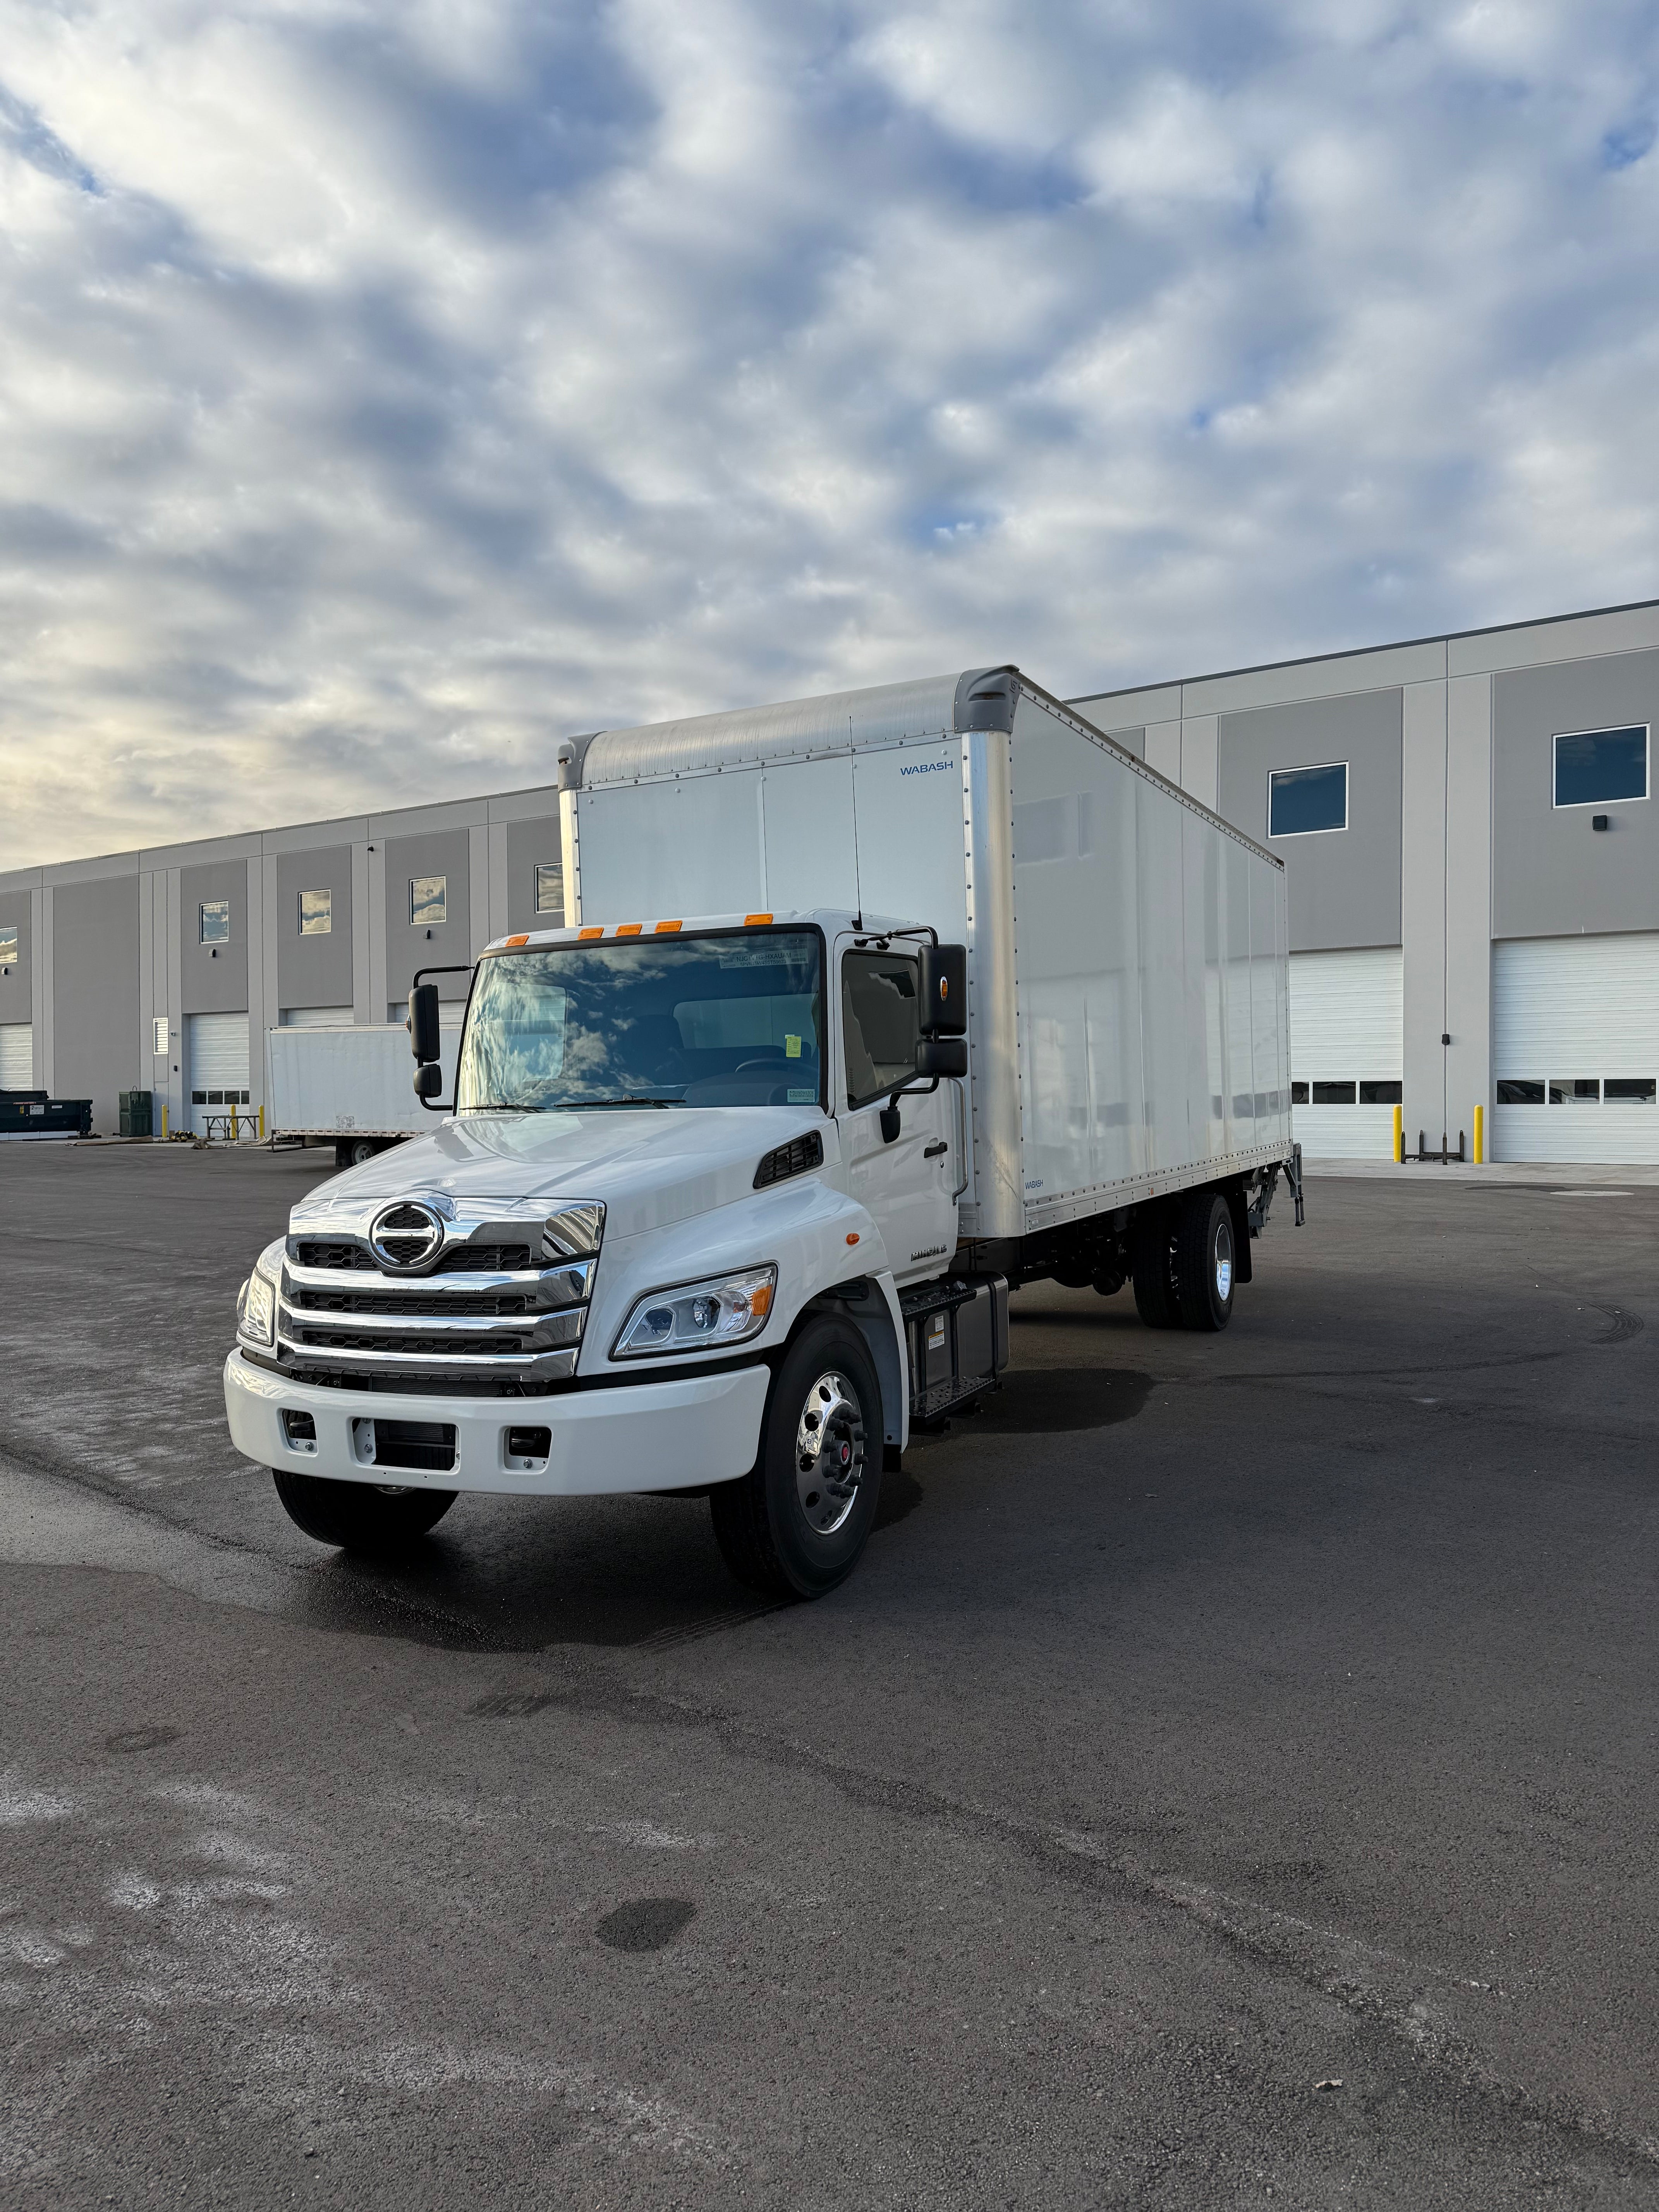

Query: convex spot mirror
<box><xmin>916</xmin><ymin>1037</ymin><xmax>967</xmax><ymax>1079</ymax></box>
<box><xmin>919</xmin><ymin>943</ymin><xmax>967</xmax><ymax>1037</ymax></box>
<box><xmin>407</xmin><ymin>982</ymin><xmax>441</xmax><ymax>1064</ymax></box>
<box><xmin>413</xmin><ymin>1061</ymin><xmax>444</xmax><ymax>1101</ymax></box>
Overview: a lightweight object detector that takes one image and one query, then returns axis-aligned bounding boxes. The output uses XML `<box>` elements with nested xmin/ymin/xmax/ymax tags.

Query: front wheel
<box><xmin>272</xmin><ymin>1468</ymin><xmax>456</xmax><ymax>1552</ymax></box>
<box><xmin>708</xmin><ymin>1319</ymin><xmax>884</xmax><ymax>1601</ymax></box>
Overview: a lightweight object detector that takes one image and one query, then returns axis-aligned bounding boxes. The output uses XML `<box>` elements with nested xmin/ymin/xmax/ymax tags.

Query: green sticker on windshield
<box><xmin>785</xmin><ymin>1034</ymin><xmax>801</xmax><ymax>1059</ymax></box>
<box><xmin>788</xmin><ymin>1087</ymin><xmax>815</xmax><ymax>1102</ymax></box>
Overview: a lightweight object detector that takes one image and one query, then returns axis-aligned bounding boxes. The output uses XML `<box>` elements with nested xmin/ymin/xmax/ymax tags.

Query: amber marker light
<box><xmin>578</xmin><ymin>926</ymin><xmax>603</xmax><ymax>939</ymax></box>
<box><xmin>654</xmin><ymin>920</ymin><xmax>682</xmax><ymax>933</ymax></box>
<box><xmin>749</xmin><ymin>1279</ymin><xmax>775</xmax><ymax>1319</ymax></box>
<box><xmin>505</xmin><ymin>934</ymin><xmax>529</xmax><ymax>946</ymax></box>
<box><xmin>845</xmin><ymin>1232</ymin><xmax>860</xmax><ymax>1245</ymax></box>
<box><xmin>616</xmin><ymin>923</ymin><xmax>642</xmax><ymax>937</ymax></box>
<box><xmin>745</xmin><ymin>912</ymin><xmax>773</xmax><ymax>926</ymax></box>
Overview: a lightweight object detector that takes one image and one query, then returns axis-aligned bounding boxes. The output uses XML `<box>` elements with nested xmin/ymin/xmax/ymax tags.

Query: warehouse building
<box><xmin>1</xmin><ymin>596</ymin><xmax>1655</xmax><ymax>1163</ymax></box>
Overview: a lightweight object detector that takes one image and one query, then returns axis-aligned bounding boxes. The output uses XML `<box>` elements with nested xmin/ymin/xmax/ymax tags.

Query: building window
<box><xmin>0</xmin><ymin>924</ymin><xmax>16</xmax><ymax>967</ymax></box>
<box><xmin>1268</xmin><ymin>761</ymin><xmax>1348</xmax><ymax>838</ymax></box>
<box><xmin>534</xmin><ymin>863</ymin><xmax>563</xmax><ymax>916</ymax></box>
<box><xmin>1549</xmin><ymin>1079</ymin><xmax>1601</xmax><ymax>1104</ymax></box>
<box><xmin>1497</xmin><ymin>1079</ymin><xmax>1545</xmax><ymax>1104</ymax></box>
<box><xmin>1290</xmin><ymin>1081</ymin><xmax>1309</xmax><ymax>1106</ymax></box>
<box><xmin>199</xmin><ymin>900</ymin><xmax>231</xmax><ymax>944</ymax></box>
<box><xmin>1310</xmin><ymin>1080</ymin><xmax>1356</xmax><ymax>1105</ymax></box>
<box><xmin>1553</xmin><ymin>725</ymin><xmax>1647</xmax><ymax>809</ymax></box>
<box><xmin>1605</xmin><ymin>1078</ymin><xmax>1657</xmax><ymax>1103</ymax></box>
<box><xmin>299</xmin><ymin>888</ymin><xmax>332</xmax><ymax>935</ymax></box>
<box><xmin>410</xmin><ymin>875</ymin><xmax>447</xmax><ymax>927</ymax></box>
<box><xmin>1358</xmin><ymin>1080</ymin><xmax>1402</xmax><ymax>1104</ymax></box>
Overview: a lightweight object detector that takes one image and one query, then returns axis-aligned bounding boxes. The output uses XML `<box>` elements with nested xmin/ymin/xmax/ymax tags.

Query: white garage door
<box><xmin>189</xmin><ymin>1011</ymin><xmax>250</xmax><ymax>1131</ymax></box>
<box><xmin>0</xmin><ymin>1022</ymin><xmax>33</xmax><ymax>1089</ymax></box>
<box><xmin>1289</xmin><ymin>947</ymin><xmax>1403</xmax><ymax>1160</ymax></box>
<box><xmin>1493</xmin><ymin>934</ymin><xmax>1659</xmax><ymax>1164</ymax></box>
<box><xmin>280</xmin><ymin>1006</ymin><xmax>355</xmax><ymax>1028</ymax></box>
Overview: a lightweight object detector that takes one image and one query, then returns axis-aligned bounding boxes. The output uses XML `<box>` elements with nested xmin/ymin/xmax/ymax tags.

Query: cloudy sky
<box><xmin>2</xmin><ymin>0</ymin><xmax>1657</xmax><ymax>867</ymax></box>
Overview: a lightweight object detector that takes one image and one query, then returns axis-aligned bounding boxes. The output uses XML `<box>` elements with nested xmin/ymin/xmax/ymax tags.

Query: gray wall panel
<box><xmin>506</xmin><ymin>815</ymin><xmax>564</xmax><ymax>932</ymax></box>
<box><xmin>180</xmin><ymin>861</ymin><xmax>250</xmax><ymax>1013</ymax></box>
<box><xmin>1218</xmin><ymin>689</ymin><xmax>1402</xmax><ymax>952</ymax></box>
<box><xmin>275</xmin><ymin>845</ymin><xmax>354</xmax><ymax>1010</ymax></box>
<box><xmin>0</xmin><ymin>893</ymin><xmax>31</xmax><ymax>1023</ymax></box>
<box><xmin>1491</xmin><ymin>648</ymin><xmax>1659</xmax><ymax>939</ymax></box>
<box><xmin>385</xmin><ymin>830</ymin><xmax>471</xmax><ymax>1002</ymax></box>
<box><xmin>52</xmin><ymin>874</ymin><xmax>139</xmax><ymax>1129</ymax></box>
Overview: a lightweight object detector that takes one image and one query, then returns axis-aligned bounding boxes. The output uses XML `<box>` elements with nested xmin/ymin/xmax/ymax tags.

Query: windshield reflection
<box><xmin>455</xmin><ymin>930</ymin><xmax>825</xmax><ymax>1112</ymax></box>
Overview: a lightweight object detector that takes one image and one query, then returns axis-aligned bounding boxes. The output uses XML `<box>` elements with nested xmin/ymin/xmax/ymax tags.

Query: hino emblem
<box><xmin>369</xmin><ymin>1199</ymin><xmax>446</xmax><ymax>1272</ymax></box>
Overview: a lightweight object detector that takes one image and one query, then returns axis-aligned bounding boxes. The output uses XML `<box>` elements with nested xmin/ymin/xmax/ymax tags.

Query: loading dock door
<box><xmin>1493</xmin><ymin>934</ymin><xmax>1659</xmax><ymax>1164</ymax></box>
<box><xmin>1288</xmin><ymin>947</ymin><xmax>1403</xmax><ymax>1159</ymax></box>
<box><xmin>0</xmin><ymin>1023</ymin><xmax>32</xmax><ymax>1089</ymax></box>
<box><xmin>188</xmin><ymin>1011</ymin><xmax>250</xmax><ymax>1132</ymax></box>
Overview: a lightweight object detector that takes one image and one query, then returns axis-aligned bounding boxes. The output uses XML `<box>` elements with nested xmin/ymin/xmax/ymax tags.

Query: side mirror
<box><xmin>915</xmin><ymin>1036</ymin><xmax>967</xmax><ymax>1080</ymax></box>
<box><xmin>407</xmin><ymin>982</ymin><xmax>441</xmax><ymax>1064</ymax></box>
<box><xmin>919</xmin><ymin>943</ymin><xmax>967</xmax><ymax>1037</ymax></box>
<box><xmin>414</xmin><ymin>1061</ymin><xmax>444</xmax><ymax>1101</ymax></box>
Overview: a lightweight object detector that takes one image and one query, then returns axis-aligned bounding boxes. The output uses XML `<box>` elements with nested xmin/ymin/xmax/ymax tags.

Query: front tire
<box><xmin>708</xmin><ymin>1319</ymin><xmax>884</xmax><ymax>1601</ymax></box>
<box><xmin>272</xmin><ymin>1469</ymin><xmax>456</xmax><ymax>1552</ymax></box>
<box><xmin>1174</xmin><ymin>1190</ymin><xmax>1236</xmax><ymax>1331</ymax></box>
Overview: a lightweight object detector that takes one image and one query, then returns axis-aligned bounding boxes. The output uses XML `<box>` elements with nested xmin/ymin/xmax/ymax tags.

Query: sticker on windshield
<box><xmin>788</xmin><ymin>1087</ymin><xmax>815</xmax><ymax>1102</ymax></box>
<box><xmin>785</xmin><ymin>1034</ymin><xmax>802</xmax><ymax>1059</ymax></box>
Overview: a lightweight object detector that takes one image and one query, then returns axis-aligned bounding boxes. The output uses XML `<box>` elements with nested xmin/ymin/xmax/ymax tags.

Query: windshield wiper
<box><xmin>539</xmin><ymin>1094</ymin><xmax>687</xmax><ymax>1109</ymax></box>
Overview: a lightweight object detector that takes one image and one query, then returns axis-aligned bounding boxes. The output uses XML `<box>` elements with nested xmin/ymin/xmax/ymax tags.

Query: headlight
<box><xmin>612</xmin><ymin>1265</ymin><xmax>777</xmax><ymax>1360</ymax></box>
<box><xmin>236</xmin><ymin>1239</ymin><xmax>285</xmax><ymax>1350</ymax></box>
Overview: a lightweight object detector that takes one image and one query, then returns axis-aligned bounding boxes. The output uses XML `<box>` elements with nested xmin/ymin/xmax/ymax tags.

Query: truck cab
<box><xmin>225</xmin><ymin>908</ymin><xmax>1002</xmax><ymax>1599</ymax></box>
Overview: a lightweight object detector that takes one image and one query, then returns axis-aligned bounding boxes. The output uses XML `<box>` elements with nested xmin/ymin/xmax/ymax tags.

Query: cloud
<box><xmin>0</xmin><ymin>0</ymin><xmax>1656</xmax><ymax>866</ymax></box>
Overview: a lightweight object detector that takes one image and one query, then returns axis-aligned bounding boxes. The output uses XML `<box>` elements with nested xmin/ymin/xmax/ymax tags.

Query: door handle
<box><xmin>924</xmin><ymin>1141</ymin><xmax>948</xmax><ymax>1158</ymax></box>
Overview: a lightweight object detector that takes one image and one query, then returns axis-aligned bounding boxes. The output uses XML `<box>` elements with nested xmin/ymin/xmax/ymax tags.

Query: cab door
<box><xmin>838</xmin><ymin>943</ymin><xmax>959</xmax><ymax>1282</ymax></box>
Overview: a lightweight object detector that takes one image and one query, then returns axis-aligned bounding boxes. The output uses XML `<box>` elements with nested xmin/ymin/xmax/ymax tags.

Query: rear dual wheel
<box><xmin>1133</xmin><ymin>1191</ymin><xmax>1236</xmax><ymax>1333</ymax></box>
<box><xmin>709</xmin><ymin>1318</ymin><xmax>884</xmax><ymax>1601</ymax></box>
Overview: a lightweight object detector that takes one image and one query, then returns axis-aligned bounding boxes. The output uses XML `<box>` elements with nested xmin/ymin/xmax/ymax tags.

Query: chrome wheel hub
<box><xmin>795</xmin><ymin>1370</ymin><xmax>866</xmax><ymax>1535</ymax></box>
<box><xmin>1214</xmin><ymin>1219</ymin><xmax>1233</xmax><ymax>1302</ymax></box>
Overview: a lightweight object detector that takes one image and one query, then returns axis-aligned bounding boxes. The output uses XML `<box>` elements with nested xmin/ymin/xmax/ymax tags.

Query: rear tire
<box><xmin>271</xmin><ymin>1469</ymin><xmax>455</xmax><ymax>1553</ymax></box>
<box><xmin>1175</xmin><ymin>1191</ymin><xmax>1236</xmax><ymax>1332</ymax></box>
<box><xmin>708</xmin><ymin>1319</ymin><xmax>884</xmax><ymax>1601</ymax></box>
<box><xmin>336</xmin><ymin>1137</ymin><xmax>378</xmax><ymax>1169</ymax></box>
<box><xmin>1132</xmin><ymin>1206</ymin><xmax>1182</xmax><ymax>1329</ymax></box>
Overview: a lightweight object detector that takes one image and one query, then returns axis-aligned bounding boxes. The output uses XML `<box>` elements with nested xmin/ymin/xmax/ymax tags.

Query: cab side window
<box><xmin>842</xmin><ymin>951</ymin><xmax>920</xmax><ymax>1108</ymax></box>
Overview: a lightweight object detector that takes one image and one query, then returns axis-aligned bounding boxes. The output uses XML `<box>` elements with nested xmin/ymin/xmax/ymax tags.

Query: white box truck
<box><xmin>225</xmin><ymin>668</ymin><xmax>1302</xmax><ymax>1599</ymax></box>
<box><xmin>266</xmin><ymin>1024</ymin><xmax>461</xmax><ymax>1169</ymax></box>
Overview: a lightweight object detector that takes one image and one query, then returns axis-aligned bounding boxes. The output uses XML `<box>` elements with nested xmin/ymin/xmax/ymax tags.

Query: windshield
<box><xmin>455</xmin><ymin>929</ymin><xmax>825</xmax><ymax>1111</ymax></box>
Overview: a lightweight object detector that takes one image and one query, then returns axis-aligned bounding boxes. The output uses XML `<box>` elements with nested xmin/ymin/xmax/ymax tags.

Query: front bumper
<box><xmin>223</xmin><ymin>1350</ymin><xmax>769</xmax><ymax>1496</ymax></box>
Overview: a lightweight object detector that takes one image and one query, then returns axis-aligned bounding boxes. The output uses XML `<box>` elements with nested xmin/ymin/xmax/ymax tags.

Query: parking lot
<box><xmin>3</xmin><ymin>1141</ymin><xmax>1657</xmax><ymax>2208</ymax></box>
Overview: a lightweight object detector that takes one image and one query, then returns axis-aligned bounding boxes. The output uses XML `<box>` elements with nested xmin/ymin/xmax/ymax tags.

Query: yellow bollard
<box><xmin>1473</xmin><ymin>1103</ymin><xmax>1484</xmax><ymax>1165</ymax></box>
<box><xmin>1393</xmin><ymin>1103</ymin><xmax>1403</xmax><ymax>1164</ymax></box>
<box><xmin>161</xmin><ymin>1103</ymin><xmax>169</xmax><ymax>1142</ymax></box>
<box><xmin>259</xmin><ymin>1104</ymin><xmax>266</xmax><ymax>1142</ymax></box>
<box><xmin>230</xmin><ymin>1101</ymin><xmax>239</xmax><ymax>1144</ymax></box>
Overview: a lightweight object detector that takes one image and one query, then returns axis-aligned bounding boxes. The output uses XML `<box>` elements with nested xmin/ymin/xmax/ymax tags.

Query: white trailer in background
<box><xmin>227</xmin><ymin>665</ymin><xmax>1302</xmax><ymax>1602</ymax></box>
<box><xmin>265</xmin><ymin>1024</ymin><xmax>460</xmax><ymax>1168</ymax></box>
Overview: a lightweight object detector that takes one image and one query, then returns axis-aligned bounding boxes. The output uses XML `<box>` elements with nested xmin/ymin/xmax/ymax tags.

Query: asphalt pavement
<box><xmin>2</xmin><ymin>1139</ymin><xmax>1657</xmax><ymax>2208</ymax></box>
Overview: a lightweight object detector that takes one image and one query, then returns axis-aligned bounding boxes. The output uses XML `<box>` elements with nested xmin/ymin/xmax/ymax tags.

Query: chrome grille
<box><xmin>270</xmin><ymin>1202</ymin><xmax>603</xmax><ymax>1395</ymax></box>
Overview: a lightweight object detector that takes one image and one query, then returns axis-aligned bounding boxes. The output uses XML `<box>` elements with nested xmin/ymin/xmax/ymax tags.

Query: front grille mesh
<box><xmin>292</xmin><ymin>1288</ymin><xmax>532</xmax><ymax>1318</ymax></box>
<box><xmin>294</xmin><ymin>1327</ymin><xmax>527</xmax><ymax>1356</ymax></box>
<box><xmin>292</xmin><ymin>1238</ymin><xmax>535</xmax><ymax>1274</ymax></box>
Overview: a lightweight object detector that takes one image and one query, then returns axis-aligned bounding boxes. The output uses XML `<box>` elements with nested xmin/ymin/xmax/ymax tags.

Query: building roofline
<box><xmin>1068</xmin><ymin>593</ymin><xmax>1659</xmax><ymax>709</ymax></box>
